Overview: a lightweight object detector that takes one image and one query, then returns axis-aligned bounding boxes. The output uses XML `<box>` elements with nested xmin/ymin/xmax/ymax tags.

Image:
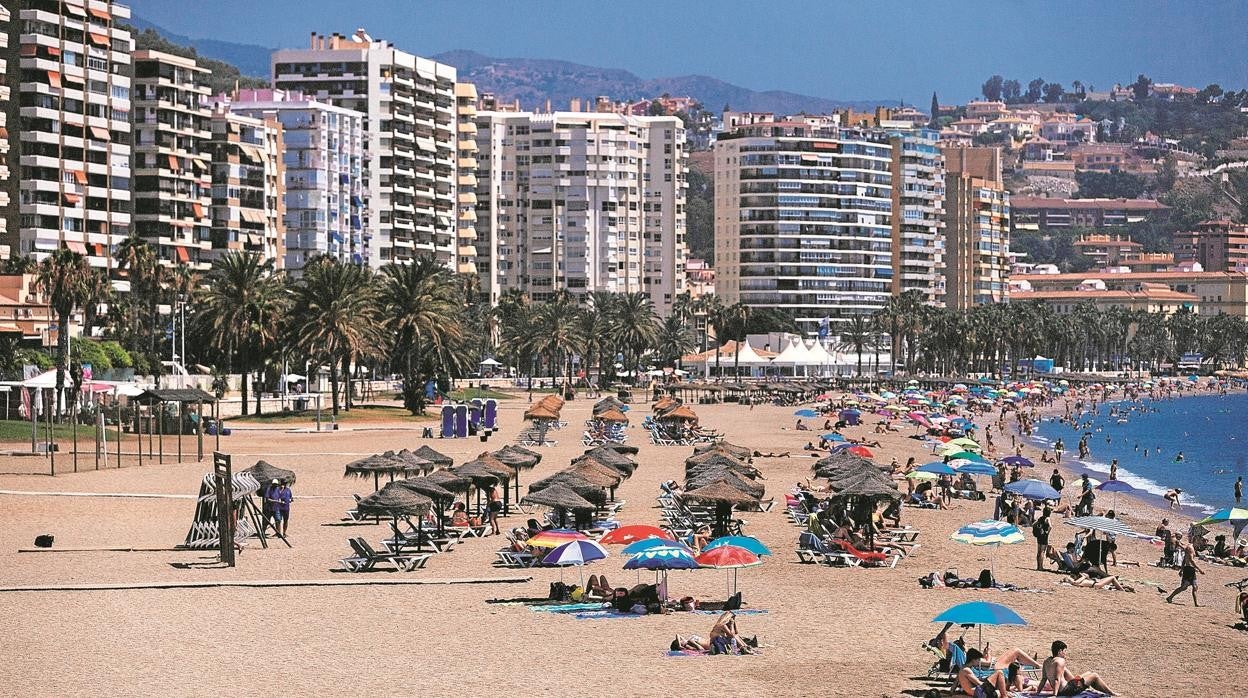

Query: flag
<box><xmin>19</xmin><ymin>387</ymin><xmax>30</xmax><ymax>419</ymax></box>
<box><xmin>818</xmin><ymin>316</ymin><xmax>831</xmax><ymax>339</ymax></box>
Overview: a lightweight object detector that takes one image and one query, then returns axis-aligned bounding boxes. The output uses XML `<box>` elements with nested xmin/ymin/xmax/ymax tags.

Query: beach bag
<box><xmin>710</xmin><ymin>636</ymin><xmax>731</xmax><ymax>655</ymax></box>
<box><xmin>34</xmin><ymin>534</ymin><xmax>54</xmax><ymax>548</ymax></box>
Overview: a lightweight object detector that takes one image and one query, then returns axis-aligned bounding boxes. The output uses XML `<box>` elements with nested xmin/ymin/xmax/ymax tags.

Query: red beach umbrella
<box><xmin>600</xmin><ymin>524</ymin><xmax>674</xmax><ymax>545</ymax></box>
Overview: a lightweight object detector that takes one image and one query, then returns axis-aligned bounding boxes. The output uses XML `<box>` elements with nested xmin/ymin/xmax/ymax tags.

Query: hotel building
<box><xmin>207</xmin><ymin>106</ymin><xmax>284</xmax><ymax>264</ymax></box>
<box><xmin>473</xmin><ymin>111</ymin><xmax>687</xmax><ymax>313</ymax></box>
<box><xmin>222</xmin><ymin>88</ymin><xmax>366</xmax><ymax>272</ymax></box>
<box><xmin>941</xmin><ymin>146</ymin><xmax>1010</xmax><ymax>309</ymax></box>
<box><xmin>713</xmin><ymin>121</ymin><xmax>894</xmax><ymax>334</ymax></box>
<box><xmin>4</xmin><ymin>0</ymin><xmax>133</xmax><ymax>268</ymax></box>
<box><xmin>272</xmin><ymin>29</ymin><xmax>459</xmax><ymax>268</ymax></box>
<box><xmin>131</xmin><ymin>49</ymin><xmax>211</xmax><ymax>268</ymax></box>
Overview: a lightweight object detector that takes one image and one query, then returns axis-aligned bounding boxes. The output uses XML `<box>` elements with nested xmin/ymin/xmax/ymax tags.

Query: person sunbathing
<box><xmin>955</xmin><ymin>648</ymin><xmax>1009</xmax><ymax>697</ymax></box>
<box><xmin>1062</xmin><ymin>573</ymin><xmax>1134</xmax><ymax>592</ymax></box>
<box><xmin>584</xmin><ymin>574</ymin><xmax>613</xmax><ymax>601</ymax></box>
<box><xmin>1039</xmin><ymin>640</ymin><xmax>1116</xmax><ymax>696</ymax></box>
<box><xmin>708</xmin><ymin>610</ymin><xmax>756</xmax><ymax>655</ymax></box>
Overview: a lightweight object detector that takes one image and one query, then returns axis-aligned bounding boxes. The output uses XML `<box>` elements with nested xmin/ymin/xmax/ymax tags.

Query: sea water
<box><xmin>1032</xmin><ymin>392</ymin><xmax>1248</xmax><ymax>515</ymax></box>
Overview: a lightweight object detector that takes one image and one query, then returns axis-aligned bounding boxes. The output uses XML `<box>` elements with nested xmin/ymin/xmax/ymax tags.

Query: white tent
<box><xmin>479</xmin><ymin>358</ymin><xmax>503</xmax><ymax>367</ymax></box>
<box><xmin>804</xmin><ymin>340</ymin><xmax>836</xmax><ymax>374</ymax></box>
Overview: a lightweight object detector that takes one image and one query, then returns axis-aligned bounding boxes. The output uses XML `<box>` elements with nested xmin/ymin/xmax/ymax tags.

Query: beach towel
<box><xmin>692</xmin><ymin>609</ymin><xmax>768</xmax><ymax>616</ymax></box>
<box><xmin>529</xmin><ymin>603</ymin><xmax>609</xmax><ymax>613</ymax></box>
<box><xmin>664</xmin><ymin>649</ymin><xmax>758</xmax><ymax>657</ymax></box>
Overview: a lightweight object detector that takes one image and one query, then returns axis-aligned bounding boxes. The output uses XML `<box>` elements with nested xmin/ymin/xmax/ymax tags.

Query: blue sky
<box><xmin>129</xmin><ymin>0</ymin><xmax>1247</xmax><ymax>105</ymax></box>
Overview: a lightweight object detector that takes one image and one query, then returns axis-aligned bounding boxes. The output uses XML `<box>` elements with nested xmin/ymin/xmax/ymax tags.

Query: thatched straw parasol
<box><xmin>412</xmin><ymin>445</ymin><xmax>454</xmax><ymax>468</ymax></box>
<box><xmin>593</xmin><ymin>396</ymin><xmax>626</xmax><ymax>414</ymax></box>
<box><xmin>528</xmin><ymin>472</ymin><xmax>608</xmax><ymax>506</ymax></box>
<box><xmin>424</xmin><ymin>469</ymin><xmax>471</xmax><ymax>494</ymax></box>
<box><xmin>593</xmin><ymin>407</ymin><xmax>629</xmax><ymax>423</ymax></box>
<box><xmin>685</xmin><ymin>468</ymin><xmax>765</xmax><ymax>499</ymax></box>
<box><xmin>686</xmin><ymin>449</ymin><xmax>745</xmax><ymax>468</ymax></box>
<box><xmin>693</xmin><ymin>441</ymin><xmax>752</xmax><ymax>459</ymax></box>
<box><xmin>572</xmin><ymin>454</ymin><xmax>631</xmax><ymax>481</ymax></box>
<box><xmin>565</xmin><ymin>460</ymin><xmax>623</xmax><ymax>489</ymax></box>
<box><xmin>521</xmin><ymin>483</ymin><xmax>595</xmax><ymax>528</ymax></box>
<box><xmin>395</xmin><ymin>477</ymin><xmax>456</xmax><ymax>535</ymax></box>
<box><xmin>344</xmin><ymin>454</ymin><xmax>421</xmax><ymax>491</ymax></box>
<box><xmin>604</xmin><ymin>444</ymin><xmax>639</xmax><ymax>456</ymax></box>
<box><xmin>390</xmin><ymin>449</ymin><xmax>436</xmax><ymax>474</ymax></box>
<box><xmin>579</xmin><ymin>446</ymin><xmax>637</xmax><ymax>475</ymax></box>
<box><xmin>355</xmin><ymin>483</ymin><xmax>433</xmax><ymax>553</ymax></box>
<box><xmin>683</xmin><ymin>480</ymin><xmax>759</xmax><ymax>537</ymax></box>
<box><xmin>503</xmin><ymin>444</ymin><xmax>543</xmax><ymax>465</ymax></box>
<box><xmin>491</xmin><ymin>446</ymin><xmax>541</xmax><ymax>469</ymax></box>
<box><xmin>523</xmin><ymin>403</ymin><xmax>561</xmax><ymax>420</ymax></box>
<box><xmin>242</xmin><ymin>460</ymin><xmax>296</xmax><ymax>486</ymax></box>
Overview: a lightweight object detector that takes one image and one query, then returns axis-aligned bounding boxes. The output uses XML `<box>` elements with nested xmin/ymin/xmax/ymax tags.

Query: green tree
<box><xmin>981</xmin><ymin>75</ymin><xmax>1004</xmax><ymax>101</ymax></box>
<box><xmin>288</xmin><ymin>258</ymin><xmax>379</xmax><ymax>417</ymax></box>
<box><xmin>36</xmin><ymin>248</ymin><xmax>95</xmax><ymax>418</ymax></box>
<box><xmin>840</xmin><ymin>315</ymin><xmax>870</xmax><ymax>377</ymax></box>
<box><xmin>379</xmin><ymin>257</ymin><xmax>466</xmax><ymax>415</ymax></box>
<box><xmin>1131</xmin><ymin>74</ymin><xmax>1152</xmax><ymax>101</ymax></box>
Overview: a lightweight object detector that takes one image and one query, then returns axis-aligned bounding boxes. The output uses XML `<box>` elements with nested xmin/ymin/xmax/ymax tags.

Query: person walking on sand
<box><xmin>269</xmin><ymin>479</ymin><xmax>292</xmax><ymax>538</ymax></box>
<box><xmin>1049</xmin><ymin>469</ymin><xmax>1064</xmax><ymax>494</ymax></box>
<box><xmin>1236</xmin><ymin>476</ymin><xmax>1243</xmax><ymax>506</ymax></box>
<box><xmin>1033</xmin><ymin>507</ymin><xmax>1052</xmax><ymax>571</ymax></box>
<box><xmin>1166</xmin><ymin>534</ymin><xmax>1203</xmax><ymax>606</ymax></box>
<box><xmin>487</xmin><ymin>483</ymin><xmax>503</xmax><ymax>535</ymax></box>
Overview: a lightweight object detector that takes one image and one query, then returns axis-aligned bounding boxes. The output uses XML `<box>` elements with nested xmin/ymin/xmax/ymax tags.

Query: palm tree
<box><xmin>608</xmin><ymin>292</ymin><xmax>659</xmax><ymax>382</ymax></box>
<box><xmin>701</xmin><ymin>295</ymin><xmax>727</xmax><ymax>377</ymax></box>
<box><xmin>655</xmin><ymin>314</ymin><xmax>697</xmax><ymax>369</ymax></box>
<box><xmin>36</xmin><ymin>248</ymin><xmax>94</xmax><ymax>419</ymax></box>
<box><xmin>196</xmin><ymin>252</ymin><xmax>286</xmax><ymax>416</ymax></box>
<box><xmin>380</xmin><ymin>257</ymin><xmax>465</xmax><ymax>415</ymax></box>
<box><xmin>531</xmin><ymin>293</ymin><xmax>585</xmax><ymax>386</ymax></box>
<box><xmin>289</xmin><ymin>258</ymin><xmax>380</xmax><ymax>417</ymax></box>
<box><xmin>114</xmin><ymin>234</ymin><xmax>165</xmax><ymax>379</ymax></box>
<box><xmin>722</xmin><ymin>302</ymin><xmax>751</xmax><ymax>378</ymax></box>
<box><xmin>840</xmin><ymin>315</ymin><xmax>870</xmax><ymax>377</ymax></box>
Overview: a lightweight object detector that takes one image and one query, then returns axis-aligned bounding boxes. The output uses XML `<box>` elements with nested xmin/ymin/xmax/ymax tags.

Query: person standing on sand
<box><xmin>1108</xmin><ymin>459</ymin><xmax>1118</xmax><ymax>481</ymax></box>
<box><xmin>1235</xmin><ymin>476</ymin><xmax>1242</xmax><ymax>506</ymax></box>
<box><xmin>1033</xmin><ymin>507</ymin><xmax>1052</xmax><ymax>571</ymax></box>
<box><xmin>1165</xmin><ymin>534</ymin><xmax>1203</xmax><ymax>606</ymax></box>
<box><xmin>1049</xmin><ymin>469</ymin><xmax>1065</xmax><ymax>494</ymax></box>
<box><xmin>487</xmin><ymin>484</ymin><xmax>503</xmax><ymax>535</ymax></box>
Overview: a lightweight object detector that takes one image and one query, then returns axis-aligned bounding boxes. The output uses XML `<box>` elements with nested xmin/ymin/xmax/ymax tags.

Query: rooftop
<box><xmin>1010</xmin><ymin>196</ymin><xmax>1169</xmax><ymax>211</ymax></box>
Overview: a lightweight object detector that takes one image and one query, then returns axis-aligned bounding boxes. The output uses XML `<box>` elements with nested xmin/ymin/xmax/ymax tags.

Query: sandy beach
<box><xmin>1</xmin><ymin>391</ymin><xmax>1245</xmax><ymax>697</ymax></box>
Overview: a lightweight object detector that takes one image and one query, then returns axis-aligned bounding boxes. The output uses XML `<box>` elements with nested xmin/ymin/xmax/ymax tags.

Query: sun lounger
<box><xmin>495</xmin><ymin>549</ymin><xmax>537</xmax><ymax>567</ymax></box>
<box><xmin>340</xmin><ymin>537</ymin><xmax>430</xmax><ymax>572</ymax></box>
<box><xmin>342</xmin><ymin>493</ymin><xmax>369</xmax><ymax>522</ymax></box>
<box><xmin>797</xmin><ymin>532</ymin><xmax>860</xmax><ymax>567</ymax></box>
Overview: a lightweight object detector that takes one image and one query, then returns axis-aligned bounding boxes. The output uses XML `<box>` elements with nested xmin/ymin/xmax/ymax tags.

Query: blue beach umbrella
<box><xmin>918</xmin><ymin>462</ymin><xmax>958</xmax><ymax>475</ymax></box>
<box><xmin>821</xmin><ymin>432</ymin><xmax>846</xmax><ymax>442</ymax></box>
<box><xmin>622</xmin><ymin>538</ymin><xmax>692</xmax><ymax>556</ymax></box>
<box><xmin>1005</xmin><ymin>479</ymin><xmax>1061</xmax><ymax>501</ymax></box>
<box><xmin>951</xmin><ymin>520</ymin><xmax>1025</xmax><ymax>546</ymax></box>
<box><xmin>543</xmin><ymin>539</ymin><xmax>608</xmax><ymax>585</ymax></box>
<box><xmin>955</xmin><ymin>461</ymin><xmax>999</xmax><ymax>476</ymax></box>
<box><xmin>794</xmin><ymin>409</ymin><xmax>819</xmax><ymax>418</ymax></box>
<box><xmin>932</xmin><ymin>601</ymin><xmax>1027</xmax><ymax>650</ymax></box>
<box><xmin>703</xmin><ymin>535</ymin><xmax>772</xmax><ymax>556</ymax></box>
<box><xmin>623</xmin><ymin>545</ymin><xmax>700</xmax><ymax>600</ymax></box>
<box><xmin>998</xmin><ymin>456</ymin><xmax>1035</xmax><ymax>467</ymax></box>
<box><xmin>1193</xmin><ymin>507</ymin><xmax>1248</xmax><ymax>538</ymax></box>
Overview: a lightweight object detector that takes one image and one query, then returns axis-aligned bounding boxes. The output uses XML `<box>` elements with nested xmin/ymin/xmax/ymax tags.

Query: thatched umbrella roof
<box><xmin>575</xmin><ymin>449</ymin><xmax>636</xmax><ymax>476</ymax></box>
<box><xmin>522</xmin><ymin>483</ymin><xmax>595</xmax><ymax>510</ymax></box>
<box><xmin>389</xmin><ymin>449</ymin><xmax>436</xmax><ymax>474</ymax></box>
<box><xmin>571</xmin><ymin>454</ymin><xmax>631</xmax><ymax>480</ymax></box>
<box><xmin>683</xmin><ymin>480</ymin><xmax>760</xmax><ymax>505</ymax></box>
<box><xmin>830</xmin><ymin>473</ymin><xmax>901</xmax><ymax>499</ymax></box>
<box><xmin>528</xmin><ymin>472</ymin><xmax>608</xmax><ymax>506</ymax></box>
<box><xmin>693</xmin><ymin>441</ymin><xmax>752</xmax><ymax>459</ymax></box>
<box><xmin>593</xmin><ymin>396</ymin><xmax>626</xmax><ymax>413</ymax></box>
<box><xmin>344</xmin><ymin>454</ymin><xmax>420</xmax><ymax>480</ymax></box>
<box><xmin>537</xmin><ymin>394</ymin><xmax>565</xmax><ymax>410</ymax></box>
<box><xmin>815</xmin><ymin>451</ymin><xmax>876</xmax><ymax>469</ymax></box>
<box><xmin>412</xmin><ymin>445</ymin><xmax>454</xmax><ymax>468</ymax></box>
<box><xmin>491</xmin><ymin>446</ymin><xmax>541</xmax><ymax>470</ymax></box>
<box><xmin>504</xmin><ymin>444</ymin><xmax>543</xmax><ymax>465</ymax></box>
<box><xmin>604</xmin><ymin>444</ymin><xmax>639</xmax><ymax>456</ymax></box>
<box><xmin>653</xmin><ymin>395</ymin><xmax>679</xmax><ymax>412</ymax></box>
<box><xmin>356</xmin><ymin>483</ymin><xmax>433</xmax><ymax>517</ymax></box>
<box><xmin>523</xmin><ymin>403</ymin><xmax>561</xmax><ymax>420</ymax></box>
<box><xmin>450</xmin><ymin>461</ymin><xmax>500</xmax><ymax>488</ymax></box>
<box><xmin>685</xmin><ymin>468</ymin><xmax>765</xmax><ymax>498</ymax></box>
<box><xmin>466</xmin><ymin>453</ymin><xmax>516</xmax><ymax>482</ymax></box>
<box><xmin>564</xmin><ymin>461</ymin><xmax>623</xmax><ymax>488</ymax></box>
<box><xmin>686</xmin><ymin>449</ymin><xmax>745</xmax><ymax>468</ymax></box>
<box><xmin>424</xmin><ymin>469</ymin><xmax>472</xmax><ymax>493</ymax></box>
<box><xmin>685</xmin><ymin>453</ymin><xmax>757</xmax><ymax>476</ymax></box>
<box><xmin>593</xmin><ymin>407</ymin><xmax>629</xmax><ymax>423</ymax></box>
<box><xmin>395</xmin><ymin>477</ymin><xmax>456</xmax><ymax>501</ymax></box>
<box><xmin>242</xmin><ymin>460</ymin><xmax>296</xmax><ymax>486</ymax></box>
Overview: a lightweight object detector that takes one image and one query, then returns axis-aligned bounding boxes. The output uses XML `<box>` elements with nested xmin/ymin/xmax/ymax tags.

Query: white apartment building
<box><xmin>474</xmin><ymin>111</ymin><xmax>687</xmax><ymax>313</ymax></box>
<box><xmin>454</xmin><ymin>82</ymin><xmax>478</xmax><ymax>276</ymax></box>
<box><xmin>0</xmin><ymin>3</ymin><xmax>11</xmax><ymax>260</ymax></box>
<box><xmin>887</xmin><ymin>127</ymin><xmax>945</xmax><ymax>304</ymax></box>
<box><xmin>207</xmin><ymin>106</ymin><xmax>284</xmax><ymax>264</ymax></box>
<box><xmin>714</xmin><ymin>121</ymin><xmax>894</xmax><ymax>335</ymax></box>
<box><xmin>5</xmin><ymin>0</ymin><xmax>133</xmax><ymax>268</ymax></box>
<box><xmin>272</xmin><ymin>29</ymin><xmax>459</xmax><ymax>269</ymax></box>
<box><xmin>131</xmin><ymin>49</ymin><xmax>211</xmax><ymax>269</ymax></box>
<box><xmin>222</xmin><ymin>88</ymin><xmax>366</xmax><ymax>272</ymax></box>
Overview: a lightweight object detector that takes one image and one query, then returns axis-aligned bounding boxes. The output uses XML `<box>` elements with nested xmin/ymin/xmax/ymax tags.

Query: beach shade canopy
<box><xmin>998</xmin><ymin>455</ymin><xmax>1034</xmax><ymax>467</ymax></box>
<box><xmin>504</xmin><ymin>444</ymin><xmax>544</xmax><ymax>465</ymax></box>
<box><xmin>948</xmin><ymin>437</ymin><xmax>981</xmax><ymax>450</ymax></box>
<box><xmin>703</xmin><ymin>535</ymin><xmax>771</xmax><ymax>556</ymax></box>
<box><xmin>685</xmin><ymin>469</ymin><xmax>764</xmax><ymax>499</ymax></box>
<box><xmin>695</xmin><ymin>545</ymin><xmax>761</xmax><ymax>569</ymax></box>
<box><xmin>1094</xmin><ymin>480</ymin><xmax>1134</xmax><ymax>493</ymax></box>
<box><xmin>355</xmin><ymin>483</ymin><xmax>433</xmax><ymax>518</ymax></box>
<box><xmin>573</xmin><ymin>454</ymin><xmax>634</xmax><ymax>480</ymax></box>
<box><xmin>542</xmin><ymin>539</ymin><xmax>608</xmax><ymax>566</ymax></box>
<box><xmin>528</xmin><ymin>472</ymin><xmax>609</xmax><ymax>506</ymax></box>
<box><xmin>944</xmin><ymin>450</ymin><xmax>989</xmax><ymax>463</ymax></box>
<box><xmin>387</xmin><ymin>449</ymin><xmax>436</xmax><ymax>473</ymax></box>
<box><xmin>1063</xmin><ymin>516</ymin><xmax>1141</xmax><ymax>538</ymax></box>
<box><xmin>424</xmin><ymin>469</ymin><xmax>472</xmax><ymax>493</ymax></box>
<box><xmin>594</xmin><ymin>407</ymin><xmax>629</xmax><ymax>423</ymax></box>
<box><xmin>693</xmin><ymin>441</ymin><xmax>752</xmax><ymax>459</ymax></box>
<box><xmin>564</xmin><ymin>461</ymin><xmax>624</xmax><ymax>489</ymax></box>
<box><xmin>600</xmin><ymin>525</ymin><xmax>673</xmax><ymax>545</ymax></box>
<box><xmin>526</xmin><ymin>529</ymin><xmax>590</xmax><ymax>549</ymax></box>
<box><xmin>622</xmin><ymin>537</ymin><xmax>693</xmax><ymax>556</ymax></box>
<box><xmin>906</xmin><ymin>471</ymin><xmax>938</xmax><ymax>481</ymax></box>
<box><xmin>830</xmin><ymin>474</ymin><xmax>902</xmax><ymax>502</ymax></box>
<box><xmin>917</xmin><ymin>461</ymin><xmax>959</xmax><ymax>475</ymax></box>
<box><xmin>686</xmin><ymin>448</ymin><xmax>747</xmax><ymax>467</ymax></box>
<box><xmin>1004</xmin><ymin>479</ymin><xmax>1061</xmax><ymax>501</ymax></box>
<box><xmin>952</xmin><ymin>519</ymin><xmax>1026</xmax><ymax>546</ymax></box>
<box><xmin>623</xmin><ymin>545</ymin><xmax>700</xmax><ymax>570</ymax></box>
<box><xmin>491</xmin><ymin>446</ymin><xmax>541</xmax><ymax>470</ymax></box>
<box><xmin>580</xmin><ymin>446</ymin><xmax>637</xmax><ymax>472</ymax></box>
<box><xmin>933</xmin><ymin>601</ymin><xmax>1027</xmax><ymax>627</ymax></box>
<box><xmin>1195</xmin><ymin>507</ymin><xmax>1248</xmax><ymax>527</ymax></box>
<box><xmin>522</xmin><ymin>483</ymin><xmax>596</xmax><ymax>511</ymax></box>
<box><xmin>660</xmin><ymin>404</ymin><xmax>700</xmax><ymax>421</ymax></box>
<box><xmin>955</xmin><ymin>461</ymin><xmax>999</xmax><ymax>476</ymax></box>
<box><xmin>821</xmin><ymin>432</ymin><xmax>847</xmax><ymax>442</ymax></box>
<box><xmin>395</xmin><ymin>477</ymin><xmax>456</xmax><ymax>501</ymax></box>
<box><xmin>242</xmin><ymin>460</ymin><xmax>296</xmax><ymax>486</ymax></box>
<box><xmin>683</xmin><ymin>479</ymin><xmax>760</xmax><ymax>506</ymax></box>
<box><xmin>846</xmin><ymin>445</ymin><xmax>874</xmax><ymax>458</ymax></box>
<box><xmin>794</xmin><ymin>409</ymin><xmax>819</xmax><ymax>418</ymax></box>
<box><xmin>412</xmin><ymin>445</ymin><xmax>454</xmax><ymax>468</ymax></box>
<box><xmin>524</xmin><ymin>403</ymin><xmax>561</xmax><ymax>420</ymax></box>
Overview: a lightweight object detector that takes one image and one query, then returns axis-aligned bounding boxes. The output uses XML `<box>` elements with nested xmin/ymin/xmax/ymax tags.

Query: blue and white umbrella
<box><xmin>917</xmin><ymin>461</ymin><xmax>958</xmax><ymax>475</ymax></box>
<box><xmin>955</xmin><ymin>461</ymin><xmax>999</xmax><ymax>477</ymax></box>
<box><xmin>543</xmin><ymin>539</ymin><xmax>608</xmax><ymax>584</ymax></box>
<box><xmin>1005</xmin><ymin>479</ymin><xmax>1061</xmax><ymax>501</ymax></box>
<box><xmin>794</xmin><ymin>409</ymin><xmax>819</xmax><ymax>418</ymax></box>
<box><xmin>1063</xmin><ymin>516</ymin><xmax>1146</xmax><ymax>540</ymax></box>
<box><xmin>623</xmin><ymin>545</ymin><xmax>700</xmax><ymax>600</ymax></box>
<box><xmin>952</xmin><ymin>519</ymin><xmax>1026</xmax><ymax>546</ymax></box>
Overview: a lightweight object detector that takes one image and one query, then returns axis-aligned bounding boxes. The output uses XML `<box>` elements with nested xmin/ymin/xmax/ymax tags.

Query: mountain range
<box><xmin>128</xmin><ymin>16</ymin><xmax>893</xmax><ymax>114</ymax></box>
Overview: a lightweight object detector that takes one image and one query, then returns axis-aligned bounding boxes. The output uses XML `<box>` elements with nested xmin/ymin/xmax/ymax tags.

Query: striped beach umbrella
<box><xmin>951</xmin><ymin>519</ymin><xmax>1026</xmax><ymax>546</ymax></box>
<box><xmin>1063</xmin><ymin>516</ymin><xmax>1143</xmax><ymax>539</ymax></box>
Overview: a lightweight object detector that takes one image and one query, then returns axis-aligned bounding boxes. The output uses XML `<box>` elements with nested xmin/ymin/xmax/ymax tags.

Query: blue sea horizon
<box><xmin>1032</xmin><ymin>391</ymin><xmax>1247</xmax><ymax>517</ymax></box>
